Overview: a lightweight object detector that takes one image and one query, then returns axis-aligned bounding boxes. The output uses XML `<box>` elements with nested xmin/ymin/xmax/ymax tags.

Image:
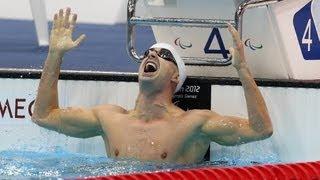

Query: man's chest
<box><xmin>102</xmin><ymin>116</ymin><xmax>201</xmax><ymax>152</ymax></box>
<box><xmin>106</xmin><ymin>119</ymin><xmax>194</xmax><ymax>144</ymax></box>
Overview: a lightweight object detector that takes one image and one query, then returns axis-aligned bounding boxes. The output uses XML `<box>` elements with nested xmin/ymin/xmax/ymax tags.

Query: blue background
<box><xmin>0</xmin><ymin>20</ymin><xmax>155</xmax><ymax>72</ymax></box>
<box><xmin>293</xmin><ymin>1</ymin><xmax>320</xmax><ymax>60</ymax></box>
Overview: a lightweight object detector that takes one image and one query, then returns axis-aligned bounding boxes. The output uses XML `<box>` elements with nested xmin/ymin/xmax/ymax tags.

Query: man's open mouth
<box><xmin>144</xmin><ymin>61</ymin><xmax>158</xmax><ymax>74</ymax></box>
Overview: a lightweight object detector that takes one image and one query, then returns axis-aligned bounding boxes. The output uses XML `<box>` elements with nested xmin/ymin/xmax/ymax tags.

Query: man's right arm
<box><xmin>32</xmin><ymin>8</ymin><xmax>102</xmax><ymax>138</ymax></box>
<box><xmin>33</xmin><ymin>104</ymin><xmax>121</xmax><ymax>138</ymax></box>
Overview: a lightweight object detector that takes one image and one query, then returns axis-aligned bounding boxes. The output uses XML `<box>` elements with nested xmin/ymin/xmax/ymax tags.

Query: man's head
<box><xmin>138</xmin><ymin>43</ymin><xmax>186</xmax><ymax>95</ymax></box>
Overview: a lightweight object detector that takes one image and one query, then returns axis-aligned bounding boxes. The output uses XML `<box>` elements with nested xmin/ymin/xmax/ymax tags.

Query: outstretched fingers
<box><xmin>228</xmin><ymin>47</ymin><xmax>235</xmax><ymax>64</ymax></box>
<box><xmin>227</xmin><ymin>23</ymin><xmax>242</xmax><ymax>47</ymax></box>
<box><xmin>57</xmin><ymin>9</ymin><xmax>64</xmax><ymax>30</ymax></box>
<box><xmin>227</xmin><ymin>24</ymin><xmax>246</xmax><ymax>68</ymax></box>
<box><xmin>70</xmin><ymin>14</ymin><xmax>77</xmax><ymax>33</ymax></box>
<box><xmin>63</xmin><ymin>8</ymin><xmax>71</xmax><ymax>28</ymax></box>
<box><xmin>73</xmin><ymin>34</ymin><xmax>86</xmax><ymax>47</ymax></box>
<box><xmin>53</xmin><ymin>14</ymin><xmax>58</xmax><ymax>30</ymax></box>
<box><xmin>53</xmin><ymin>8</ymin><xmax>72</xmax><ymax>30</ymax></box>
<box><xmin>49</xmin><ymin>8</ymin><xmax>86</xmax><ymax>52</ymax></box>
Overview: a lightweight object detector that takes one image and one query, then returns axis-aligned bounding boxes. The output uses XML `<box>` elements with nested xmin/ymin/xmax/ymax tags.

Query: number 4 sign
<box><xmin>204</xmin><ymin>28</ymin><xmax>230</xmax><ymax>59</ymax></box>
<box><xmin>294</xmin><ymin>0</ymin><xmax>320</xmax><ymax>60</ymax></box>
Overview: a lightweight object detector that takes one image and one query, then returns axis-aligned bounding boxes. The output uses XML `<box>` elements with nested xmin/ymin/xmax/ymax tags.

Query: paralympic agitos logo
<box><xmin>244</xmin><ymin>39</ymin><xmax>263</xmax><ymax>51</ymax></box>
<box><xmin>174</xmin><ymin>38</ymin><xmax>192</xmax><ymax>49</ymax></box>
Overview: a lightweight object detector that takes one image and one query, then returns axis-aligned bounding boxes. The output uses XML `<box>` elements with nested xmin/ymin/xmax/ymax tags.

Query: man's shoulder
<box><xmin>92</xmin><ymin>104</ymin><xmax>128</xmax><ymax>114</ymax></box>
<box><xmin>181</xmin><ymin>109</ymin><xmax>220</xmax><ymax>120</ymax></box>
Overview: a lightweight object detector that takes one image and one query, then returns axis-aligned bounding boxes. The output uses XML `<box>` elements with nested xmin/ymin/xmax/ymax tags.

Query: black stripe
<box><xmin>1</xmin><ymin>71</ymin><xmax>320</xmax><ymax>89</ymax></box>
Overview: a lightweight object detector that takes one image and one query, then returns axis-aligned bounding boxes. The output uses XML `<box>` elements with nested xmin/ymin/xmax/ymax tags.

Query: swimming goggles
<box><xmin>144</xmin><ymin>48</ymin><xmax>177</xmax><ymax>66</ymax></box>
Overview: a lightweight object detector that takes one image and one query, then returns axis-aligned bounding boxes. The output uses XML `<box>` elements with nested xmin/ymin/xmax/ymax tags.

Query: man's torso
<box><xmin>97</xmin><ymin>108</ymin><xmax>211</xmax><ymax>164</ymax></box>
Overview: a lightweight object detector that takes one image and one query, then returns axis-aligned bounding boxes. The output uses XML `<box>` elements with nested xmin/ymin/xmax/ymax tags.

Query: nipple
<box><xmin>115</xmin><ymin>149</ymin><xmax>119</xmax><ymax>157</ymax></box>
<box><xmin>161</xmin><ymin>152</ymin><xmax>167</xmax><ymax>159</ymax></box>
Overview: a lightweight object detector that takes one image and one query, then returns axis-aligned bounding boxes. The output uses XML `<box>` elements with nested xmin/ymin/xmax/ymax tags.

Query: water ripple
<box><xmin>0</xmin><ymin>148</ymin><xmax>279</xmax><ymax>179</ymax></box>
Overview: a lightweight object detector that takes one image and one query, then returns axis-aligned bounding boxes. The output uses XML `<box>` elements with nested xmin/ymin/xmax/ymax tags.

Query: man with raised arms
<box><xmin>32</xmin><ymin>8</ymin><xmax>273</xmax><ymax>164</ymax></box>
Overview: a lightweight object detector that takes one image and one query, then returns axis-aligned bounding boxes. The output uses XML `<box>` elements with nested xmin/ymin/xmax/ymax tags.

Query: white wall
<box><xmin>0</xmin><ymin>78</ymin><xmax>139</xmax><ymax>155</ymax></box>
<box><xmin>211</xmin><ymin>85</ymin><xmax>320</xmax><ymax>163</ymax></box>
<box><xmin>0</xmin><ymin>0</ymin><xmax>127</xmax><ymax>24</ymax></box>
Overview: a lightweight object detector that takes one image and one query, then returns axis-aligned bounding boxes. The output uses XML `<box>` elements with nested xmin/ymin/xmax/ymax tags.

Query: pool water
<box><xmin>0</xmin><ymin>147</ymin><xmax>280</xmax><ymax>179</ymax></box>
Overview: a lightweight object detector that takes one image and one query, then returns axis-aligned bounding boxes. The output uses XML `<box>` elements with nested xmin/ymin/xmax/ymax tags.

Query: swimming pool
<box><xmin>0</xmin><ymin>147</ymin><xmax>280</xmax><ymax>179</ymax></box>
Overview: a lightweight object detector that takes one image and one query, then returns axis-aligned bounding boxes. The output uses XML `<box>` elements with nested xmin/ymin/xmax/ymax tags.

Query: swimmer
<box><xmin>32</xmin><ymin>8</ymin><xmax>273</xmax><ymax>164</ymax></box>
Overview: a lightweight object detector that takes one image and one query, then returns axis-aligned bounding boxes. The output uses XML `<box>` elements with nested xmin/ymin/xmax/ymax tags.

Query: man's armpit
<box><xmin>210</xmin><ymin>134</ymin><xmax>241</xmax><ymax>146</ymax></box>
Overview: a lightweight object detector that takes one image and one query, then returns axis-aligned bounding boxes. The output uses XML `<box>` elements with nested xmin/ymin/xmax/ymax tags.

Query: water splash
<box><xmin>0</xmin><ymin>148</ymin><xmax>280</xmax><ymax>179</ymax></box>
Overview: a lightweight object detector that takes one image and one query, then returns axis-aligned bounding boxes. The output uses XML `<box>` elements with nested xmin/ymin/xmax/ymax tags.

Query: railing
<box><xmin>127</xmin><ymin>0</ymin><xmax>283</xmax><ymax>66</ymax></box>
<box><xmin>29</xmin><ymin>0</ymin><xmax>49</xmax><ymax>46</ymax></box>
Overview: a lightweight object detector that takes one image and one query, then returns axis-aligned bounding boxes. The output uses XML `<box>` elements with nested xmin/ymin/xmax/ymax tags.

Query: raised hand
<box><xmin>49</xmin><ymin>8</ymin><xmax>86</xmax><ymax>54</ymax></box>
<box><xmin>227</xmin><ymin>23</ymin><xmax>247</xmax><ymax>70</ymax></box>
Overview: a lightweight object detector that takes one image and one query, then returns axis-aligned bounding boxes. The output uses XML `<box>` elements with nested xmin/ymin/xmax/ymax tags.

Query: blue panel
<box><xmin>0</xmin><ymin>19</ymin><xmax>155</xmax><ymax>72</ymax></box>
<box><xmin>293</xmin><ymin>1</ymin><xmax>320</xmax><ymax>60</ymax></box>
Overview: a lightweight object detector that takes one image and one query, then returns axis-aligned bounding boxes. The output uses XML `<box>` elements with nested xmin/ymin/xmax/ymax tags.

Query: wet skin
<box><xmin>32</xmin><ymin>8</ymin><xmax>273</xmax><ymax>164</ymax></box>
<box><xmin>99</xmin><ymin>108</ymin><xmax>210</xmax><ymax>163</ymax></box>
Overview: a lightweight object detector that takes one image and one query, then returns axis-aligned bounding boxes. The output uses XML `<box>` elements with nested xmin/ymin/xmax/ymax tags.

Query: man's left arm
<box><xmin>201</xmin><ymin>113</ymin><xmax>273</xmax><ymax>146</ymax></box>
<box><xmin>201</xmin><ymin>24</ymin><xmax>273</xmax><ymax>146</ymax></box>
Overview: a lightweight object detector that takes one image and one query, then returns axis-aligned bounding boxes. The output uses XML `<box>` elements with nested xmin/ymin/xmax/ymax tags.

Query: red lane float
<box><xmin>85</xmin><ymin>161</ymin><xmax>320</xmax><ymax>180</ymax></box>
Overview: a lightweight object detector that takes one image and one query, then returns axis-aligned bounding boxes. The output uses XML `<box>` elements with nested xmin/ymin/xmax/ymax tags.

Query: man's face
<box><xmin>138</xmin><ymin>48</ymin><xmax>178</xmax><ymax>93</ymax></box>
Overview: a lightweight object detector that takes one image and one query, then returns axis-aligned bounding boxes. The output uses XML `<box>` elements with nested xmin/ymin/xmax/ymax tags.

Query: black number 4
<box><xmin>204</xmin><ymin>28</ymin><xmax>230</xmax><ymax>59</ymax></box>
